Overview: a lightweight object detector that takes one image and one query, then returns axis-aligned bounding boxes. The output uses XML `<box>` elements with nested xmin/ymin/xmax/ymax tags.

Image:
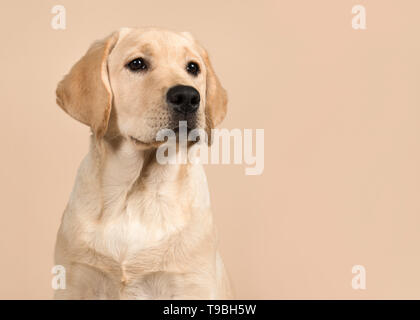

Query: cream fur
<box><xmin>54</xmin><ymin>28</ymin><xmax>232</xmax><ymax>300</ymax></box>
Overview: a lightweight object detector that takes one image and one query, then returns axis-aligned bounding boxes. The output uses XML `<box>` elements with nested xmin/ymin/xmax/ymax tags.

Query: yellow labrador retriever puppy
<box><xmin>54</xmin><ymin>27</ymin><xmax>232</xmax><ymax>299</ymax></box>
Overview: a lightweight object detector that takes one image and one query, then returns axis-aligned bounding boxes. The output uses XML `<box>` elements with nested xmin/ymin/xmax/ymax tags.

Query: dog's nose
<box><xmin>166</xmin><ymin>85</ymin><xmax>200</xmax><ymax>114</ymax></box>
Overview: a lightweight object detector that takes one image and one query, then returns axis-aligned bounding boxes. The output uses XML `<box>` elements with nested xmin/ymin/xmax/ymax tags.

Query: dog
<box><xmin>54</xmin><ymin>27</ymin><xmax>233</xmax><ymax>299</ymax></box>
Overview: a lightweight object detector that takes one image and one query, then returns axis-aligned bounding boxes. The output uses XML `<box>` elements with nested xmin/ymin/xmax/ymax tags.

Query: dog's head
<box><xmin>56</xmin><ymin>28</ymin><xmax>227</xmax><ymax>147</ymax></box>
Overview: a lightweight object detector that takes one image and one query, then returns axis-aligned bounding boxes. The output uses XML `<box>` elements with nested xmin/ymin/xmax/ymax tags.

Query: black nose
<box><xmin>166</xmin><ymin>85</ymin><xmax>200</xmax><ymax>114</ymax></box>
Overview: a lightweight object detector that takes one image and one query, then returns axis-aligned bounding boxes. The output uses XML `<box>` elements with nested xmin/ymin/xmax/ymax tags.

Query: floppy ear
<box><xmin>56</xmin><ymin>32</ymin><xmax>119</xmax><ymax>138</ymax></box>
<box><xmin>202</xmin><ymin>49</ymin><xmax>228</xmax><ymax>130</ymax></box>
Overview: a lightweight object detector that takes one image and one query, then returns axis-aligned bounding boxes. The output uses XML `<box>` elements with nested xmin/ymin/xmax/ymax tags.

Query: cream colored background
<box><xmin>0</xmin><ymin>0</ymin><xmax>419</xmax><ymax>299</ymax></box>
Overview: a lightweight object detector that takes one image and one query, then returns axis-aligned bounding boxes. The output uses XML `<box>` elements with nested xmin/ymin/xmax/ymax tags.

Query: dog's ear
<box><xmin>56</xmin><ymin>32</ymin><xmax>119</xmax><ymax>138</ymax></box>
<box><xmin>201</xmin><ymin>48</ymin><xmax>227</xmax><ymax>132</ymax></box>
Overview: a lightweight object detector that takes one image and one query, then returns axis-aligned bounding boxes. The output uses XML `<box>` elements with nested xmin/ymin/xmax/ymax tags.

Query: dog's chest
<box><xmin>97</xmin><ymin>187</ymin><xmax>188</xmax><ymax>262</ymax></box>
<box><xmin>77</xmin><ymin>161</ymin><xmax>211</xmax><ymax>277</ymax></box>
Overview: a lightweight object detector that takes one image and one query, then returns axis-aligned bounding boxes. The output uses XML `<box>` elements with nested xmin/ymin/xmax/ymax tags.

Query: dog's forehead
<box><xmin>114</xmin><ymin>28</ymin><xmax>199</xmax><ymax>58</ymax></box>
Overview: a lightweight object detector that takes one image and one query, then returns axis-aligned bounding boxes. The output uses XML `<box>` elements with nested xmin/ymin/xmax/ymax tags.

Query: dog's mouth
<box><xmin>129</xmin><ymin>124</ymin><xmax>199</xmax><ymax>148</ymax></box>
<box><xmin>171</xmin><ymin>116</ymin><xmax>198</xmax><ymax>131</ymax></box>
<box><xmin>173</xmin><ymin>126</ymin><xmax>195</xmax><ymax>134</ymax></box>
<box><xmin>129</xmin><ymin>118</ymin><xmax>201</xmax><ymax>148</ymax></box>
<box><xmin>129</xmin><ymin>136</ymin><xmax>163</xmax><ymax>148</ymax></box>
<box><xmin>129</xmin><ymin>136</ymin><xmax>147</xmax><ymax>145</ymax></box>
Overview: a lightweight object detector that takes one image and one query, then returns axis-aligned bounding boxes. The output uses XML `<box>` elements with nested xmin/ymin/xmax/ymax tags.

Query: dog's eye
<box><xmin>186</xmin><ymin>62</ymin><xmax>200</xmax><ymax>76</ymax></box>
<box><xmin>126</xmin><ymin>58</ymin><xmax>148</xmax><ymax>72</ymax></box>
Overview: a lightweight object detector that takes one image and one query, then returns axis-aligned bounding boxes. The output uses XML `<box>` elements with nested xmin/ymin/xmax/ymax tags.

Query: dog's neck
<box><xmin>91</xmin><ymin>136</ymin><xmax>192</xmax><ymax>214</ymax></box>
<box><xmin>101</xmin><ymin>137</ymin><xmax>147</xmax><ymax>192</ymax></box>
<box><xmin>76</xmin><ymin>135</ymin><xmax>210</xmax><ymax>226</ymax></box>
